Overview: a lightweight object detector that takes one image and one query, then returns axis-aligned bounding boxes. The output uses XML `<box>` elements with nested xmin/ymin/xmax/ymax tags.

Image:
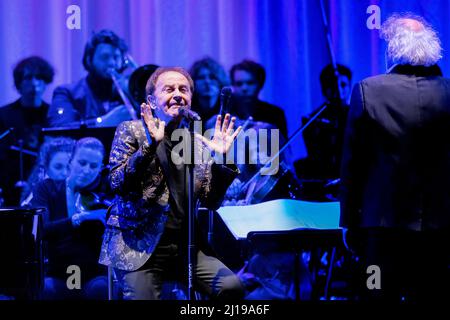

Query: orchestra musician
<box><xmin>21</xmin><ymin>136</ymin><xmax>76</xmax><ymax>206</ymax></box>
<box><xmin>47</xmin><ymin>30</ymin><xmax>133</xmax><ymax>128</ymax></box>
<box><xmin>0</xmin><ymin>56</ymin><xmax>55</xmax><ymax>206</ymax></box>
<box><xmin>32</xmin><ymin>137</ymin><xmax>110</xmax><ymax>299</ymax></box>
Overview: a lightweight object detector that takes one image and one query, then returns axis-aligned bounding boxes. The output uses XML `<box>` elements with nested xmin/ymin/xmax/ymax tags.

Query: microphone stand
<box><xmin>14</xmin><ymin>139</ymin><xmax>27</xmax><ymax>189</ymax></box>
<box><xmin>207</xmin><ymin>116</ymin><xmax>252</xmax><ymax>248</ymax></box>
<box><xmin>236</xmin><ymin>1</ymin><xmax>345</xmax><ymax>200</ymax></box>
<box><xmin>319</xmin><ymin>0</ymin><xmax>344</xmax><ymax>105</ymax></box>
<box><xmin>184</xmin><ymin>119</ymin><xmax>197</xmax><ymax>301</ymax></box>
<box><xmin>0</xmin><ymin>128</ymin><xmax>13</xmax><ymax>141</ymax></box>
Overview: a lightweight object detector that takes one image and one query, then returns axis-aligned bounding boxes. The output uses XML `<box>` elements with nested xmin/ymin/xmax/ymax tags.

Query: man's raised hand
<box><xmin>198</xmin><ymin>113</ymin><xmax>242</xmax><ymax>155</ymax></box>
<box><xmin>141</xmin><ymin>103</ymin><xmax>165</xmax><ymax>142</ymax></box>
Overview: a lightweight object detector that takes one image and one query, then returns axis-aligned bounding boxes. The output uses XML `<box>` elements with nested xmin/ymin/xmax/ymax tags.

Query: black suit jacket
<box><xmin>340</xmin><ymin>64</ymin><xmax>450</xmax><ymax>231</ymax></box>
<box><xmin>99</xmin><ymin>120</ymin><xmax>239</xmax><ymax>271</ymax></box>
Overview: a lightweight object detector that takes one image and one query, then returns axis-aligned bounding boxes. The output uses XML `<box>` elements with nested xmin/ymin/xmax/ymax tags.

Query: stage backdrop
<box><xmin>0</xmin><ymin>0</ymin><xmax>449</xmax><ymax>161</ymax></box>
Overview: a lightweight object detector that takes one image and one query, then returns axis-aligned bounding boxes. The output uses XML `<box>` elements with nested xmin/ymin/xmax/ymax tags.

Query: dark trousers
<box><xmin>351</xmin><ymin>228</ymin><xmax>450</xmax><ymax>302</ymax></box>
<box><xmin>115</xmin><ymin>230</ymin><xmax>244</xmax><ymax>300</ymax></box>
<box><xmin>42</xmin><ymin>275</ymin><xmax>108</xmax><ymax>300</ymax></box>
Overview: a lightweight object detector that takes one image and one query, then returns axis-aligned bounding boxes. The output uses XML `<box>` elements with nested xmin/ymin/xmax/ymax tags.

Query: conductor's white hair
<box><xmin>380</xmin><ymin>14</ymin><xmax>442</xmax><ymax>66</ymax></box>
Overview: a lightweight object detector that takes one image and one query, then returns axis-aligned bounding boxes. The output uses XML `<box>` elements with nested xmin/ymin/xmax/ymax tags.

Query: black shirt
<box><xmin>0</xmin><ymin>99</ymin><xmax>49</xmax><ymax>205</ymax></box>
<box><xmin>229</xmin><ymin>97</ymin><xmax>288</xmax><ymax>139</ymax></box>
<box><xmin>299</xmin><ymin>102</ymin><xmax>349</xmax><ymax>179</ymax></box>
<box><xmin>31</xmin><ymin>178</ymin><xmax>106</xmax><ymax>279</ymax></box>
<box><xmin>0</xmin><ymin>99</ymin><xmax>48</xmax><ymax>152</ymax></box>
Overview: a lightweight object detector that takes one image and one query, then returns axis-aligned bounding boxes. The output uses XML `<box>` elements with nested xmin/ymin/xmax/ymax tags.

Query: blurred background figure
<box><xmin>47</xmin><ymin>30</ymin><xmax>134</xmax><ymax>127</ymax></box>
<box><xmin>295</xmin><ymin>63</ymin><xmax>352</xmax><ymax>201</ymax></box>
<box><xmin>221</xmin><ymin>59</ymin><xmax>296</xmax><ymax>206</ymax></box>
<box><xmin>128</xmin><ymin>63</ymin><xmax>159</xmax><ymax>106</ymax></box>
<box><xmin>20</xmin><ymin>136</ymin><xmax>76</xmax><ymax>206</ymax></box>
<box><xmin>189</xmin><ymin>57</ymin><xmax>230</xmax><ymax>122</ymax></box>
<box><xmin>229</xmin><ymin>59</ymin><xmax>287</xmax><ymax>139</ymax></box>
<box><xmin>320</xmin><ymin>63</ymin><xmax>352</xmax><ymax>106</ymax></box>
<box><xmin>0</xmin><ymin>56</ymin><xmax>54</xmax><ymax>206</ymax></box>
<box><xmin>31</xmin><ymin>137</ymin><xmax>111</xmax><ymax>300</ymax></box>
<box><xmin>340</xmin><ymin>14</ymin><xmax>450</xmax><ymax>302</ymax></box>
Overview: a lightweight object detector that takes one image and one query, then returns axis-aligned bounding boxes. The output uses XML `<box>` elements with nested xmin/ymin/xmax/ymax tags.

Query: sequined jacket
<box><xmin>99</xmin><ymin>120</ymin><xmax>238</xmax><ymax>271</ymax></box>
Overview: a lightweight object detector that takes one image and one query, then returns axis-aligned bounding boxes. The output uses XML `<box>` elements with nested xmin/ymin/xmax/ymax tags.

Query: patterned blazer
<box><xmin>99</xmin><ymin>120</ymin><xmax>238</xmax><ymax>271</ymax></box>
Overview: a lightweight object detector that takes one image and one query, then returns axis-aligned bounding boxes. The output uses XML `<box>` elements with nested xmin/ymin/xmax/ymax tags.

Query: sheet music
<box><xmin>217</xmin><ymin>199</ymin><xmax>341</xmax><ymax>240</ymax></box>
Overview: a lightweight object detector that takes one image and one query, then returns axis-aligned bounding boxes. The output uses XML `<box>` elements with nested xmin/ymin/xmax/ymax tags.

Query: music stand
<box><xmin>247</xmin><ymin>228</ymin><xmax>343</xmax><ymax>300</ymax></box>
<box><xmin>214</xmin><ymin>199</ymin><xmax>343</xmax><ymax>300</ymax></box>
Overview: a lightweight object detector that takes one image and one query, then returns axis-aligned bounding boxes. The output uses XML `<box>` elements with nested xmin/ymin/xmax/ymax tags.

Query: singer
<box><xmin>99</xmin><ymin>67</ymin><xmax>245</xmax><ymax>300</ymax></box>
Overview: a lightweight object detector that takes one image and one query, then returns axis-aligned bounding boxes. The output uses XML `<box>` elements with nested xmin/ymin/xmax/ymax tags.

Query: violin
<box><xmin>227</xmin><ymin>117</ymin><xmax>302</xmax><ymax>205</ymax></box>
<box><xmin>74</xmin><ymin>169</ymin><xmax>113</xmax><ymax>212</ymax></box>
<box><xmin>75</xmin><ymin>191</ymin><xmax>112</xmax><ymax>212</ymax></box>
<box><xmin>230</xmin><ymin>107</ymin><xmax>327</xmax><ymax>204</ymax></box>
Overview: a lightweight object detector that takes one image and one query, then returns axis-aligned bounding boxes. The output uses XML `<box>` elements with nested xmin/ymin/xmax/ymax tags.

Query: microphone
<box><xmin>219</xmin><ymin>86</ymin><xmax>232</xmax><ymax>117</ymax></box>
<box><xmin>179</xmin><ymin>107</ymin><xmax>201</xmax><ymax>121</ymax></box>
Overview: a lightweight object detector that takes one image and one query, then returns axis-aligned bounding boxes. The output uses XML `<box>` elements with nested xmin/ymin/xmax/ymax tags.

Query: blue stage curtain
<box><xmin>1</xmin><ymin>0</ymin><xmax>449</xmax><ymax>160</ymax></box>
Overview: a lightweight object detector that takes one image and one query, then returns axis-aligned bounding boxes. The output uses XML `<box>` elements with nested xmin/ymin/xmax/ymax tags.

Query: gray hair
<box><xmin>380</xmin><ymin>14</ymin><xmax>442</xmax><ymax>66</ymax></box>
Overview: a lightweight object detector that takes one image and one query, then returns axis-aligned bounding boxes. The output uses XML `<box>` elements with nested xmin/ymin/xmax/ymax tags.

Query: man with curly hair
<box><xmin>47</xmin><ymin>30</ymin><xmax>133</xmax><ymax>127</ymax></box>
<box><xmin>340</xmin><ymin>14</ymin><xmax>450</xmax><ymax>301</ymax></box>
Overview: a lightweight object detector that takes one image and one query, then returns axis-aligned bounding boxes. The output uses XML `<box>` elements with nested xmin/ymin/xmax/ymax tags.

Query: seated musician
<box><xmin>47</xmin><ymin>30</ymin><xmax>133</xmax><ymax>127</ymax></box>
<box><xmin>189</xmin><ymin>57</ymin><xmax>230</xmax><ymax>121</ymax></box>
<box><xmin>294</xmin><ymin>64</ymin><xmax>352</xmax><ymax>201</ymax></box>
<box><xmin>221</xmin><ymin>119</ymin><xmax>288</xmax><ymax>205</ymax></box>
<box><xmin>21</xmin><ymin>136</ymin><xmax>76</xmax><ymax>206</ymax></box>
<box><xmin>221</xmin><ymin>60</ymin><xmax>297</xmax><ymax>205</ymax></box>
<box><xmin>229</xmin><ymin>59</ymin><xmax>288</xmax><ymax>138</ymax></box>
<box><xmin>31</xmin><ymin>137</ymin><xmax>111</xmax><ymax>299</ymax></box>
